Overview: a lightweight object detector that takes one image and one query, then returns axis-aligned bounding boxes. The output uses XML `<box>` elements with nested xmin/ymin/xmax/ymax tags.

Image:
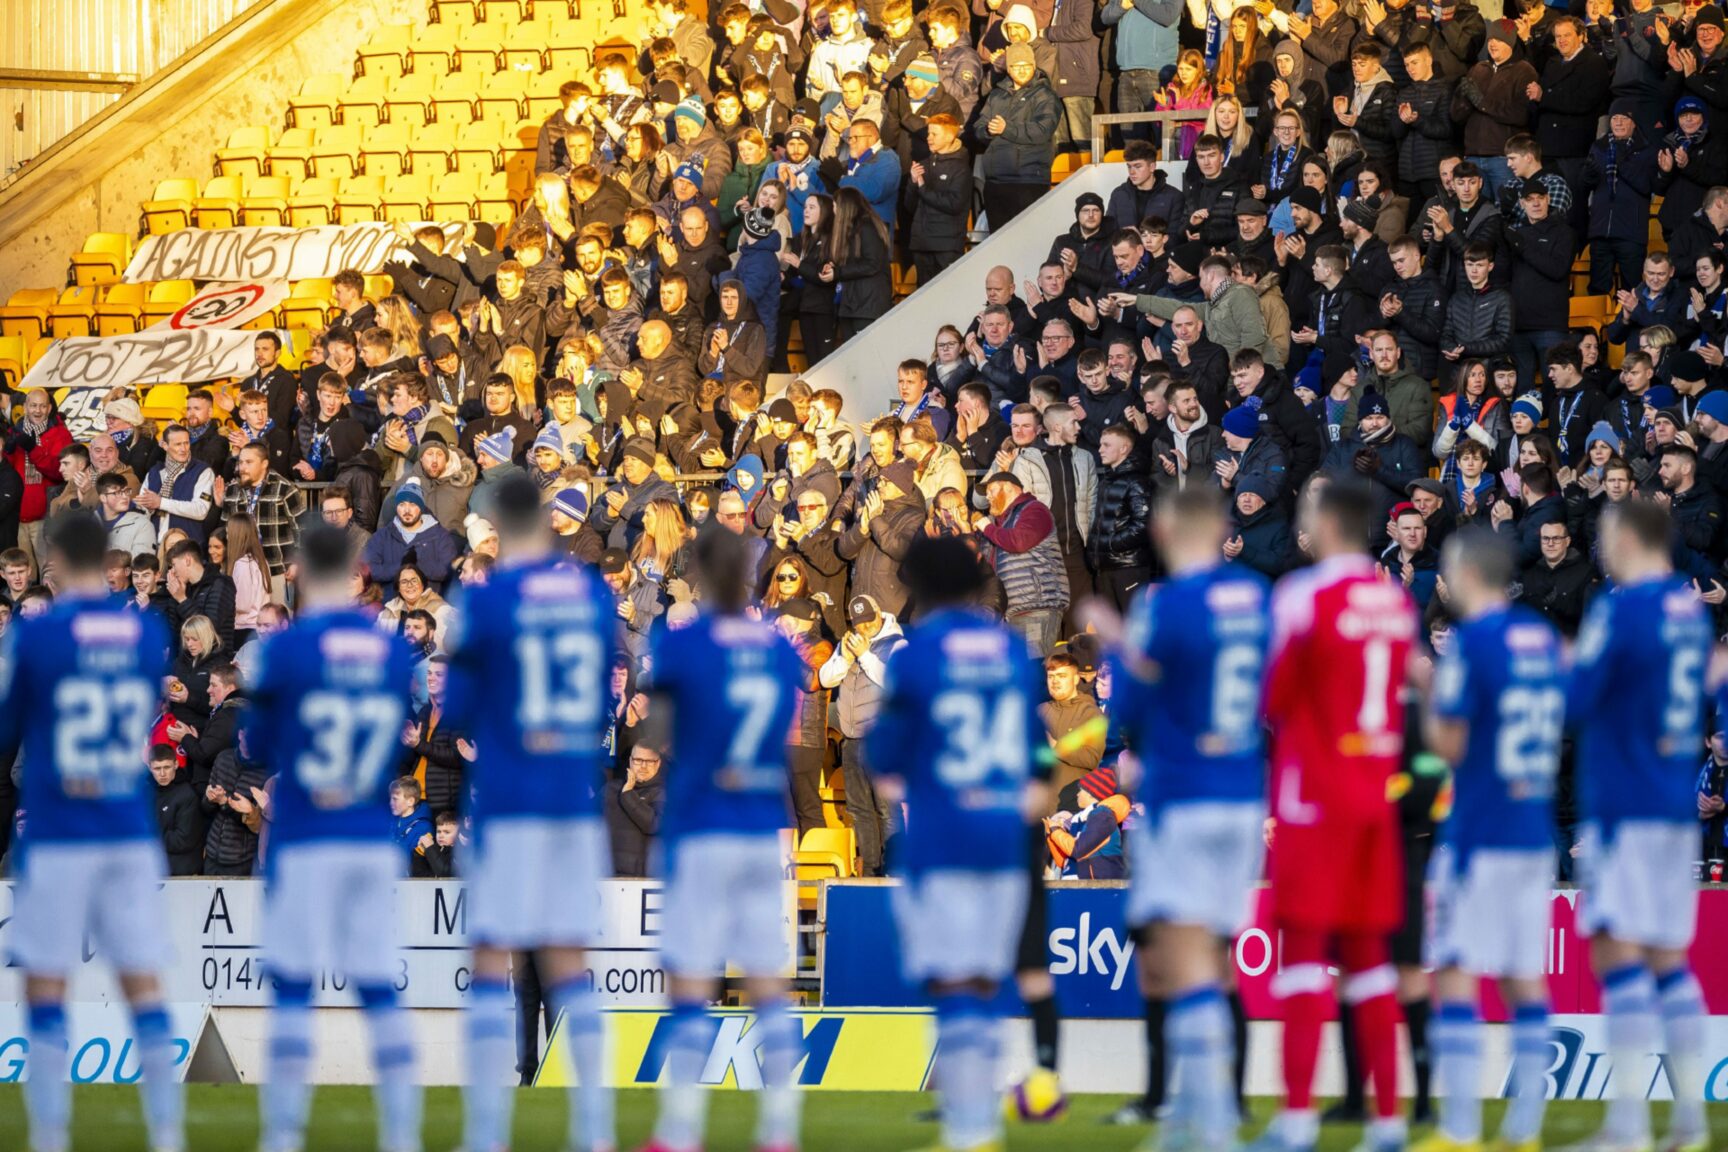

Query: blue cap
<box><xmin>1697</xmin><ymin>390</ymin><xmax>1728</xmax><ymax>425</ymax></box>
<box><xmin>1222</xmin><ymin>405</ymin><xmax>1260</xmax><ymax>439</ymax></box>
<box><xmin>1644</xmin><ymin>384</ymin><xmax>1679</xmax><ymax>410</ymax></box>
<box><xmin>1511</xmin><ymin>397</ymin><xmax>1543</xmax><ymax>425</ymax></box>
<box><xmin>551</xmin><ymin>487</ymin><xmax>589</xmax><ymax>523</ymax></box>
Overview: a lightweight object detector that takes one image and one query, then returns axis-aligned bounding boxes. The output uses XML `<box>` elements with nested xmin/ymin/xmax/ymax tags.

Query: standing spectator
<box><xmin>1582</xmin><ymin>99</ymin><xmax>1658</xmax><ymax>294</ymax></box>
<box><xmin>222</xmin><ymin>442</ymin><xmax>304</xmax><ymax>600</ymax></box>
<box><xmin>604</xmin><ymin>744</ymin><xmax>666</xmax><ymax>877</ymax></box>
<box><xmin>1087</xmin><ymin>426</ymin><xmax>1153</xmax><ymax>608</ymax></box>
<box><xmin>221</xmin><ymin>514</ymin><xmax>271</xmax><ymax>647</ymax></box>
<box><xmin>837</xmin><ymin>459</ymin><xmax>925</xmax><ymax>618</ymax></box>
<box><xmin>388</xmin><ymin>777</ymin><xmax>434</xmax><ymax>878</ymax></box>
<box><xmin>976</xmin><ymin>44</ymin><xmax>1062</xmax><ymax>228</ymax></box>
<box><xmin>149</xmin><ymin>743</ymin><xmax>202</xmax><ymax>876</ymax></box>
<box><xmin>1505</xmin><ymin>183</ymin><xmax>1576</xmax><ymax>391</ymax></box>
<box><xmin>906</xmin><ymin>113</ymin><xmax>973</xmax><ymax>284</ymax></box>
<box><xmin>1527</xmin><ymin>16</ymin><xmax>1608</xmax><ymax>202</ymax></box>
<box><xmin>1101</xmin><ymin>0</ymin><xmax>1181</xmax><ymax>142</ymax></box>
<box><xmin>979</xmin><ymin>471</ymin><xmax>1070</xmax><ymax>656</ymax></box>
<box><xmin>771</xmin><ymin>598</ymin><xmax>834</xmax><ymax>834</ymax></box>
<box><xmin>4</xmin><ymin>389</ymin><xmax>71</xmax><ymax>572</ymax></box>
<box><xmin>818</xmin><ymin>595</ymin><xmax>905</xmax><ymax>875</ymax></box>
<box><xmin>165</xmin><ymin>540</ymin><xmax>237</xmax><ymax>650</ymax></box>
<box><xmin>200</xmin><ymin>729</ymin><xmax>269</xmax><ymax>878</ymax></box>
<box><xmin>828</xmin><ymin>186</ymin><xmax>893</xmax><ymax>343</ymax></box>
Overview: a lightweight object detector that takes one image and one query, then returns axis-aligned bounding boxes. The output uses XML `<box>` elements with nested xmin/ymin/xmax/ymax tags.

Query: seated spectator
<box><xmin>1047</xmin><ymin>767</ymin><xmax>1130</xmax><ymax>880</ymax></box>
<box><xmin>421</xmin><ymin>811</ymin><xmax>465</xmax><ymax>879</ymax></box>
<box><xmin>362</xmin><ymin>482</ymin><xmax>461</xmax><ymax>593</ymax></box>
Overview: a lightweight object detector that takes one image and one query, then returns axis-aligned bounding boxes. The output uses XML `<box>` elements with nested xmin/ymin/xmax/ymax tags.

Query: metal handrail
<box><xmin>1087</xmin><ymin>107</ymin><xmax>1258</xmax><ymax>172</ymax></box>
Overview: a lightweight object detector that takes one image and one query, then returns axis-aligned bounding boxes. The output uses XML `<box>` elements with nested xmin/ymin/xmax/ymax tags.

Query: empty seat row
<box><xmin>287</xmin><ymin>70</ymin><xmax>573</xmax><ymax>131</ymax></box>
<box><xmin>213</xmin><ymin>118</ymin><xmax>542</xmax><ymax>183</ymax></box>
<box><xmin>357</xmin><ymin>19</ymin><xmax>605</xmax><ymax>78</ymax></box>
<box><xmin>144</xmin><ymin>170</ymin><xmax>520</xmax><ymax>232</ymax></box>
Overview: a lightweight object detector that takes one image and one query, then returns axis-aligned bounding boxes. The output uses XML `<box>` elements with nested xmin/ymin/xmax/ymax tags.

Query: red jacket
<box><xmin>5</xmin><ymin>416</ymin><xmax>72</xmax><ymax>523</ymax></box>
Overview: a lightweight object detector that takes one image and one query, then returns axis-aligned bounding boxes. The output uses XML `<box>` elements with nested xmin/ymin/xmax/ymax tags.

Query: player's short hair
<box><xmin>47</xmin><ymin>513</ymin><xmax>108</xmax><ymax>575</ymax></box>
<box><xmin>490</xmin><ymin>472</ymin><xmax>546</xmax><ymax>540</ymax></box>
<box><xmin>1604</xmin><ymin>498</ymin><xmax>1672</xmax><ymax>553</ymax></box>
<box><xmin>901</xmin><ymin>536</ymin><xmax>986</xmax><ymax>607</ymax></box>
<box><xmin>694</xmin><ymin>527</ymin><xmax>753</xmax><ymax>613</ymax></box>
<box><xmin>1441</xmin><ymin>525</ymin><xmax>1517</xmax><ymax>591</ymax></box>
<box><xmin>297</xmin><ymin>524</ymin><xmax>355</xmax><ymax>583</ymax></box>
<box><xmin>1155</xmin><ymin>485</ymin><xmax>1228</xmax><ymax>531</ymax></box>
<box><xmin>1311</xmin><ymin>478</ymin><xmax>1376</xmax><ymax>546</ymax></box>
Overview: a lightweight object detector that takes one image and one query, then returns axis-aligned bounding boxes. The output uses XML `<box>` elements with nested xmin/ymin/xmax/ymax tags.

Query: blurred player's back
<box><xmin>249</xmin><ymin>611</ymin><xmax>415</xmax><ymax>845</ymax></box>
<box><xmin>246</xmin><ymin>526</ymin><xmax>421</xmax><ymax>1152</ymax></box>
<box><xmin>0</xmin><ymin>515</ymin><xmax>183</xmax><ymax>1152</ymax></box>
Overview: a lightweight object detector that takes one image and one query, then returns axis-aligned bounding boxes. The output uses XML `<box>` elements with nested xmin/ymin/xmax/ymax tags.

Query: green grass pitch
<box><xmin>2</xmin><ymin>1089</ymin><xmax>1726</xmax><ymax>1151</ymax></box>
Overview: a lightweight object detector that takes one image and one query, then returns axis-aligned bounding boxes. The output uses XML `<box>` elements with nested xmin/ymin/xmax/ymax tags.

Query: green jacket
<box><xmin>1137</xmin><ymin>280</ymin><xmax>1281</xmax><ymax>368</ymax></box>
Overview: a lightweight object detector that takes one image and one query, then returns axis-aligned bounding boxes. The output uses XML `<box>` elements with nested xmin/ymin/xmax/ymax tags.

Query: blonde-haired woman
<box><xmin>498</xmin><ymin>345</ymin><xmax>540</xmax><ymax>420</ymax></box>
<box><xmin>1196</xmin><ymin>94</ymin><xmax>1260</xmax><ymax>183</ymax></box>
<box><xmin>168</xmin><ymin>614</ymin><xmax>224</xmax><ymax>725</ymax></box>
<box><xmin>375</xmin><ymin>297</ymin><xmax>423</xmax><ymax>360</ymax></box>
<box><xmin>630</xmin><ymin>498</ymin><xmax>692</xmax><ymax>588</ymax></box>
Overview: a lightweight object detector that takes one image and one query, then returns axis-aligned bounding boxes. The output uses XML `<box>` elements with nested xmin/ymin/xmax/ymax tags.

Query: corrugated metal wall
<box><xmin>0</xmin><ymin>0</ymin><xmax>260</xmax><ymax>178</ymax></box>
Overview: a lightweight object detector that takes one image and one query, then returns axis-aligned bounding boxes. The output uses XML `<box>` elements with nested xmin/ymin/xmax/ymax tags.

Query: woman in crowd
<box><xmin>828</xmin><ymin>186</ymin><xmax>892</xmax><ymax>344</ymax></box>
<box><xmin>1156</xmin><ymin>50</ymin><xmax>1214</xmax><ymax>160</ymax></box>
<box><xmin>1433</xmin><ymin>358</ymin><xmax>1508</xmax><ymax>480</ymax></box>
<box><xmin>168</xmin><ymin>615</ymin><xmax>224</xmax><ymax>727</ymax></box>
<box><xmin>378</xmin><ymin>563</ymin><xmax>457</xmax><ymax>649</ymax></box>
<box><xmin>222</xmin><ymin>513</ymin><xmax>271</xmax><ymax>648</ymax></box>
<box><xmin>782</xmin><ymin>193</ymin><xmax>838</xmax><ymax>365</ymax></box>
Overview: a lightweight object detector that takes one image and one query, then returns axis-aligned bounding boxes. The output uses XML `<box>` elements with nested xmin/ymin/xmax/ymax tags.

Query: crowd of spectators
<box><xmin>14</xmin><ymin>0</ymin><xmax>1728</xmax><ymax>874</ymax></box>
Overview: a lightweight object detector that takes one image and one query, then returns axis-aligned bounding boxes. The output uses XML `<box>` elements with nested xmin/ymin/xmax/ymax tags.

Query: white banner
<box><xmin>0</xmin><ymin>880</ymin><xmax>671</xmax><ymax>1011</ymax></box>
<box><xmin>19</xmin><ymin>328</ymin><xmax>268</xmax><ymax>397</ymax></box>
<box><xmin>144</xmin><ymin>280</ymin><xmax>289</xmax><ymax>333</ymax></box>
<box><xmin>124</xmin><ymin>222</ymin><xmax>466</xmax><ymax>283</ymax></box>
<box><xmin>0</xmin><ymin>1004</ymin><xmax>208</xmax><ymax>1083</ymax></box>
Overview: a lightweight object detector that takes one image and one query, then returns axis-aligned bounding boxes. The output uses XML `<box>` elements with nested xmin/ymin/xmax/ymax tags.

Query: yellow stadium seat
<box><xmin>193</xmin><ymin>175</ymin><xmax>246</xmax><ymax>229</ymax></box>
<box><xmin>409</xmin><ymin>121</ymin><xmax>459</xmax><ymax>174</ymax></box>
<box><xmin>478</xmin><ymin>69</ymin><xmax>530</xmax><ymax>122</ymax></box>
<box><xmin>1570</xmin><ymin>294</ymin><xmax>1611</xmax><ymax>327</ymax></box>
<box><xmin>529</xmin><ymin>0</ymin><xmax>574</xmax><ymax>16</ymax></box>
<box><xmin>364</xmin><ymin>274</ymin><xmax>394</xmax><ymax>300</ymax></box>
<box><xmin>380</xmin><ymin>173</ymin><xmax>435</xmax><ymax>222</ymax></box>
<box><xmin>142</xmin><ymin>178</ymin><xmax>199</xmax><ymax>234</ymax></box>
<box><xmin>481</xmin><ymin>0</ymin><xmax>526</xmax><ymax>21</ymax></box>
<box><xmin>280</xmin><ymin>279</ymin><xmax>334</xmax><ymax>329</ymax></box>
<box><xmin>141</xmin><ymin>281</ymin><xmax>195</xmax><ymax>328</ymax></box>
<box><xmin>455</xmin><ymin>119</ymin><xmax>505</xmax><ymax>173</ymax></box>
<box><xmin>0</xmin><ymin>335</ymin><xmax>24</xmax><ymax>388</ymax></box>
<box><xmin>335</xmin><ymin>175</ymin><xmax>388</xmax><ymax>224</ymax></box>
<box><xmin>310</xmin><ymin>124</ymin><xmax>364</xmax><ymax>180</ymax></box>
<box><xmin>339</xmin><ymin>73</ymin><xmax>392</xmax><ymax>129</ymax></box>
<box><xmin>279</xmin><ymin>327</ymin><xmax>315</xmax><ymax>370</ymax></box>
<box><xmin>431</xmin><ymin>70</ymin><xmax>482</xmax><ymax>125</ymax></box>
<box><xmin>384</xmin><ymin>70</ymin><xmax>439</xmax><ymax>128</ymax></box>
<box><xmin>267</xmin><ymin>128</ymin><xmax>318</xmax><ymax>179</ymax></box>
<box><xmin>288</xmin><ymin>73</ymin><xmax>346</xmax><ymax>129</ymax></box>
<box><xmin>287</xmin><ymin>177</ymin><xmax>341</xmax><ymax>228</ymax></box>
<box><xmin>69</xmin><ymin>232</ymin><xmax>130</xmax><ymax>287</ymax></box>
<box><xmin>94</xmin><ymin>282</ymin><xmax>147</xmax><ymax>336</ymax></box>
<box><xmin>524</xmin><ymin>73</ymin><xmax>565</xmax><ymax>119</ymax></box>
<box><xmin>357</xmin><ymin>24</ymin><xmax>414</xmax><ymax>78</ymax></box>
<box><xmin>501</xmin><ymin>21</ymin><xmax>550</xmax><ymax>71</ymax></box>
<box><xmin>427</xmin><ymin>169</ymin><xmax>479</xmax><ymax>219</ymax></box>
<box><xmin>475</xmin><ymin>171</ymin><xmax>515</xmax><ymax>232</ymax></box>
<box><xmin>793</xmin><ymin>827</ymin><xmax>857</xmax><ymax>899</ymax></box>
<box><xmin>360</xmin><ymin>122</ymin><xmax>414</xmax><ymax>178</ymax></box>
<box><xmin>408</xmin><ymin>22</ymin><xmax>462</xmax><ymax>76</ymax></box>
<box><xmin>214</xmin><ymin>125</ymin><xmax>272</xmax><ymax>179</ymax></box>
<box><xmin>240</xmin><ymin>176</ymin><xmax>294</xmax><ymax>226</ymax></box>
<box><xmin>47</xmin><ymin>286</ymin><xmax>101</xmax><ymax>339</ymax></box>
<box><xmin>542</xmin><ymin>20</ymin><xmax>591</xmax><ymax>74</ymax></box>
<box><xmin>0</xmin><ymin>288</ymin><xmax>57</xmax><ymax>342</ymax></box>
<box><xmin>26</xmin><ymin>337</ymin><xmax>56</xmax><ymax>370</ymax></box>
<box><xmin>455</xmin><ymin>24</ymin><xmax>502</xmax><ymax>74</ymax></box>
<box><xmin>140</xmin><ymin>385</ymin><xmax>189</xmax><ymax>422</ymax></box>
<box><xmin>433</xmin><ymin>0</ymin><xmax>480</xmax><ymax>26</ymax></box>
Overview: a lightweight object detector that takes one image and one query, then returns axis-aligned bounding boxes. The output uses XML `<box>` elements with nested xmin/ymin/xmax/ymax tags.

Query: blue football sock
<box><xmin>550</xmin><ymin>977</ymin><xmax>614</xmax><ymax>1152</ymax></box>
<box><xmin>464</xmin><ymin>975</ymin><xmax>514</xmax><ymax>1152</ymax></box>
<box><xmin>25</xmin><ymin>1001</ymin><xmax>70</xmax><ymax>1152</ymax></box>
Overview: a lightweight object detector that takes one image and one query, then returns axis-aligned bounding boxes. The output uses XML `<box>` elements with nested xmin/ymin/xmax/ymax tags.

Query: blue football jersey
<box><xmin>1431</xmin><ymin>604</ymin><xmax>1563</xmax><ymax>861</ymax></box>
<box><xmin>444</xmin><ymin>558</ymin><xmax>617</xmax><ymax>830</ymax></box>
<box><xmin>1569</xmin><ymin>576</ymin><xmax>1713</xmax><ymax>829</ymax></box>
<box><xmin>647</xmin><ymin>611</ymin><xmax>803</xmax><ymax>841</ymax></box>
<box><xmin>1113</xmin><ymin>563</ymin><xmax>1269</xmax><ymax>814</ymax></box>
<box><xmin>246</xmin><ymin>609</ymin><xmax>417</xmax><ymax>847</ymax></box>
<box><xmin>0</xmin><ymin>595</ymin><xmax>170</xmax><ymax>847</ymax></box>
<box><xmin>864</xmin><ymin>606</ymin><xmax>1044</xmax><ymax>875</ymax></box>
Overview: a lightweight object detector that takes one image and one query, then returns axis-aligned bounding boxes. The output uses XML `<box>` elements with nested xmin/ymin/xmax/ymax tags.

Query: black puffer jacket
<box><xmin>1240</xmin><ymin>371</ymin><xmax>1323</xmax><ymax>492</ymax></box>
<box><xmin>908</xmin><ymin>147</ymin><xmax>974</xmax><ymax>253</ymax></box>
<box><xmin>1087</xmin><ymin>461</ymin><xmax>1152</xmax><ymax>572</ymax></box>
<box><xmin>975</xmin><ymin>73</ymin><xmax>1062</xmax><ymax>184</ymax></box>
<box><xmin>203</xmin><ymin>748</ymin><xmax>270</xmax><ymax>873</ymax></box>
